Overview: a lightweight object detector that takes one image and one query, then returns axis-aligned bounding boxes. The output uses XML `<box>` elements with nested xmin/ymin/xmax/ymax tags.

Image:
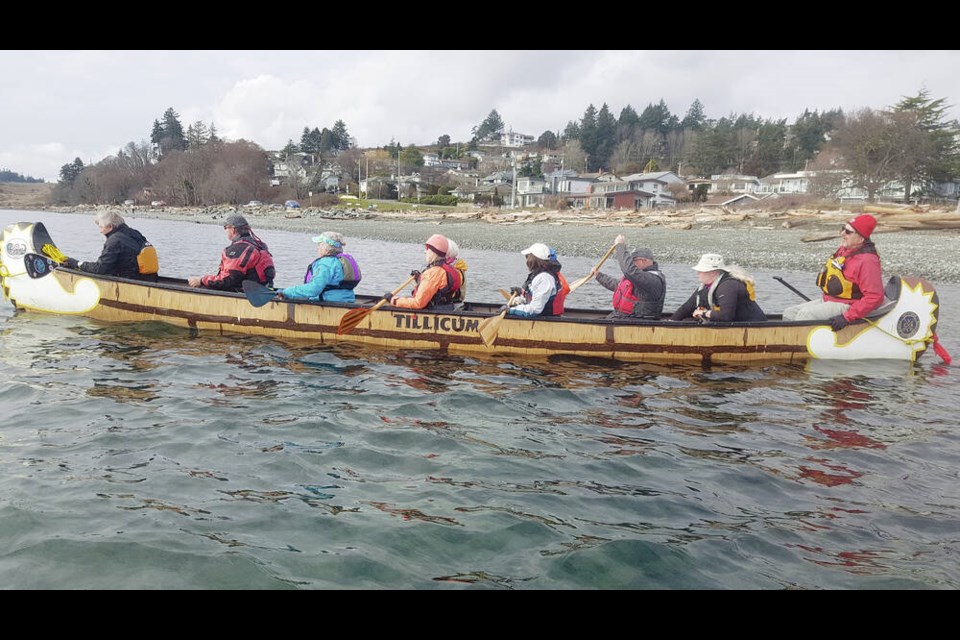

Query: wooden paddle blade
<box><xmin>477</xmin><ymin>309</ymin><xmax>508</xmax><ymax>347</ymax></box>
<box><xmin>337</xmin><ymin>306</ymin><xmax>373</xmax><ymax>335</ymax></box>
<box><xmin>338</xmin><ymin>274</ymin><xmax>417</xmax><ymax>336</ymax></box>
<box><xmin>242</xmin><ymin>280</ymin><xmax>278</xmax><ymax>308</ymax></box>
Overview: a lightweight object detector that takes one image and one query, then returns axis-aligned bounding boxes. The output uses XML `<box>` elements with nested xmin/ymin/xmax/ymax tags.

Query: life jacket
<box><xmin>136</xmin><ymin>243</ymin><xmax>159</xmax><ymax>275</ymax></box>
<box><xmin>449</xmin><ymin>258</ymin><xmax>468</xmax><ymax>303</ymax></box>
<box><xmin>522</xmin><ymin>270</ymin><xmax>563</xmax><ymax>316</ymax></box>
<box><xmin>611</xmin><ymin>270</ymin><xmax>665</xmax><ymax>318</ymax></box>
<box><xmin>431</xmin><ymin>262</ymin><xmax>462</xmax><ymax>307</ymax></box>
<box><xmin>412</xmin><ymin>260</ymin><xmax>462</xmax><ymax>308</ymax></box>
<box><xmin>233</xmin><ymin>234</ymin><xmax>275</xmax><ymax>286</ymax></box>
<box><xmin>817</xmin><ymin>244</ymin><xmax>877</xmax><ymax>300</ymax></box>
<box><xmin>303</xmin><ymin>254</ymin><xmax>361</xmax><ymax>293</ymax></box>
<box><xmin>552</xmin><ymin>272</ymin><xmax>570</xmax><ymax>315</ymax></box>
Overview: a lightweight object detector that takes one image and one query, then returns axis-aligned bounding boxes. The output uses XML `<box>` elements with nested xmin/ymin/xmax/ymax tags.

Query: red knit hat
<box><xmin>849</xmin><ymin>214</ymin><xmax>877</xmax><ymax>239</ymax></box>
<box><xmin>425</xmin><ymin>233</ymin><xmax>449</xmax><ymax>257</ymax></box>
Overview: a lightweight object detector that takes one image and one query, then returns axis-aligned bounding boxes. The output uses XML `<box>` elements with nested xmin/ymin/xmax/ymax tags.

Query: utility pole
<box><xmin>511</xmin><ymin>155</ymin><xmax>517</xmax><ymax>209</ymax></box>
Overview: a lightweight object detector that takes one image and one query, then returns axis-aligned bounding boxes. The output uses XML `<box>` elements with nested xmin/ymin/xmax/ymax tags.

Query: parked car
<box><xmin>245</xmin><ymin>200</ymin><xmax>264</xmax><ymax>207</ymax></box>
<box><xmin>284</xmin><ymin>200</ymin><xmax>301</xmax><ymax>209</ymax></box>
<box><xmin>123</xmin><ymin>199</ymin><xmax>135</xmax><ymax>206</ymax></box>
<box><xmin>151</xmin><ymin>200</ymin><xmax>166</xmax><ymax>207</ymax></box>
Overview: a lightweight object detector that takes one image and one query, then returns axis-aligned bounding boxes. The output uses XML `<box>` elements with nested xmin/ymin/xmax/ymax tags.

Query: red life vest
<box><xmin>612</xmin><ymin>278</ymin><xmax>639</xmax><ymax>314</ymax></box>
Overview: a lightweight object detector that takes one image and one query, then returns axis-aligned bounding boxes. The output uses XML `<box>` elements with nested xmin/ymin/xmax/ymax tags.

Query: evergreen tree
<box><xmin>281</xmin><ymin>140</ymin><xmax>300</xmax><ymax>158</ymax></box>
<box><xmin>578</xmin><ymin>105</ymin><xmax>599</xmax><ymax>171</ymax></box>
<box><xmin>472</xmin><ymin>109</ymin><xmax>505</xmax><ymax>142</ymax></box>
<box><xmin>537</xmin><ymin>130</ymin><xmax>558</xmax><ymax>150</ymax></box>
<box><xmin>890</xmin><ymin>89</ymin><xmax>960</xmax><ymax>199</ymax></box>
<box><xmin>681</xmin><ymin>99</ymin><xmax>707</xmax><ymax>131</ymax></box>
<box><xmin>594</xmin><ymin>103</ymin><xmax>618</xmax><ymax>171</ymax></box>
<box><xmin>158</xmin><ymin>108</ymin><xmax>187</xmax><ymax>155</ymax></box>
<box><xmin>58</xmin><ymin>157</ymin><xmax>85</xmax><ymax>185</ymax></box>
<box><xmin>331</xmin><ymin>120</ymin><xmax>351</xmax><ymax>150</ymax></box>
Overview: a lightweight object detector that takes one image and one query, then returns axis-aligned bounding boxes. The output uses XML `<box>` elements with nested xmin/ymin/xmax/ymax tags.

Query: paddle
<box><xmin>498</xmin><ymin>288</ymin><xmax>512</xmax><ymax>301</ymax></box>
<box><xmin>42</xmin><ymin>243</ymin><xmax>68</xmax><ymax>263</ymax></box>
<box><xmin>773</xmin><ymin>276</ymin><xmax>811</xmax><ymax>302</ymax></box>
<box><xmin>477</xmin><ymin>293</ymin><xmax>518</xmax><ymax>348</ymax></box>
<box><xmin>242</xmin><ymin>280</ymin><xmax>279</xmax><ymax>308</ymax></box>
<box><xmin>23</xmin><ymin>253</ymin><xmax>59</xmax><ymax>279</ymax></box>
<box><xmin>337</xmin><ymin>274</ymin><xmax>417</xmax><ymax>335</ymax></box>
<box><xmin>567</xmin><ymin>243</ymin><xmax>618</xmax><ymax>294</ymax></box>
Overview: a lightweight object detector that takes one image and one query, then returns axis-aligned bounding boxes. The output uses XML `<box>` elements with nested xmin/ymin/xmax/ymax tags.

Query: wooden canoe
<box><xmin>0</xmin><ymin>221</ymin><xmax>944</xmax><ymax>364</ymax></box>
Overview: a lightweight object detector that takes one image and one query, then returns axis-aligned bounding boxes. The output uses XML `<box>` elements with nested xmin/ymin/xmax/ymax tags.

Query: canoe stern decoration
<box><xmin>1</xmin><ymin>221</ymin><xmax>101</xmax><ymax>314</ymax></box>
<box><xmin>807</xmin><ymin>276</ymin><xmax>939</xmax><ymax>362</ymax></box>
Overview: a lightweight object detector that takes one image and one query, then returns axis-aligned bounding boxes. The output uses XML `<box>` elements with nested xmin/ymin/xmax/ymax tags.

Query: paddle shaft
<box><xmin>568</xmin><ymin>242</ymin><xmax>618</xmax><ymax>294</ymax></box>
<box><xmin>773</xmin><ymin>276</ymin><xmax>811</xmax><ymax>302</ymax></box>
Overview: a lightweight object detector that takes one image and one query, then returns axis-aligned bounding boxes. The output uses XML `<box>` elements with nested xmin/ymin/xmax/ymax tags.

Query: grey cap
<box><xmin>224</xmin><ymin>215</ymin><xmax>249</xmax><ymax>228</ymax></box>
<box><xmin>630</xmin><ymin>247</ymin><xmax>654</xmax><ymax>261</ymax></box>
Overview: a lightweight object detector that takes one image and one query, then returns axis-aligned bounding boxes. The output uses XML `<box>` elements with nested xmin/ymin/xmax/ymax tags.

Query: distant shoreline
<box><xmin>7</xmin><ymin>202</ymin><xmax>960</xmax><ymax>284</ymax></box>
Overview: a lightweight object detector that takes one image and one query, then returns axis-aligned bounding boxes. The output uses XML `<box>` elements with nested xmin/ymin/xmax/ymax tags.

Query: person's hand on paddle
<box><xmin>410</xmin><ymin>269</ymin><xmax>421</xmax><ymax>282</ymax></box>
<box><xmin>382</xmin><ymin>291</ymin><xmax>395</xmax><ymax>303</ymax></box>
<box><xmin>614</xmin><ymin>234</ymin><xmax>626</xmax><ymax>245</ymax></box>
<box><xmin>61</xmin><ymin>257</ymin><xmax>79</xmax><ymax>269</ymax></box>
<box><xmin>509</xmin><ymin>286</ymin><xmax>524</xmax><ymax>303</ymax></box>
<box><xmin>829</xmin><ymin>315</ymin><xmax>849</xmax><ymax>332</ymax></box>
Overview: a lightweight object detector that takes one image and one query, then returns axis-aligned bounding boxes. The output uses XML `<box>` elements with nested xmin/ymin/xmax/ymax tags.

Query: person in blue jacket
<box><xmin>276</xmin><ymin>231</ymin><xmax>361</xmax><ymax>302</ymax></box>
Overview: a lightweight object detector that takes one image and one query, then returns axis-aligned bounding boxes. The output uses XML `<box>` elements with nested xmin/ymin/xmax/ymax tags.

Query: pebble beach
<box><xmin>45</xmin><ymin>203</ymin><xmax>960</xmax><ymax>285</ymax></box>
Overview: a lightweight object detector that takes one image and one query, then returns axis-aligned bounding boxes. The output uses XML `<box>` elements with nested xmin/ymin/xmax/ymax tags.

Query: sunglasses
<box><xmin>841</xmin><ymin>226</ymin><xmax>857</xmax><ymax>235</ymax></box>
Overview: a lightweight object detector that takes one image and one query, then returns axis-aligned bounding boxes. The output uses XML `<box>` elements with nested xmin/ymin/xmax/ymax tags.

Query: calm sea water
<box><xmin>2</xmin><ymin>210</ymin><xmax>958</xmax><ymax>589</ymax></box>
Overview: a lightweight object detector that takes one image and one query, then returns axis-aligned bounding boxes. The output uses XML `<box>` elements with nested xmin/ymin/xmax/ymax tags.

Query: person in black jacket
<box><xmin>62</xmin><ymin>211</ymin><xmax>158</xmax><ymax>281</ymax></box>
<box><xmin>670</xmin><ymin>253</ymin><xmax>766</xmax><ymax>323</ymax></box>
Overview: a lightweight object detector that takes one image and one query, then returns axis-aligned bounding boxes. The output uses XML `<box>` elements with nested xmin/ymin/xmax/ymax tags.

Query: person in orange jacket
<box><xmin>387</xmin><ymin>234</ymin><xmax>462</xmax><ymax>310</ymax></box>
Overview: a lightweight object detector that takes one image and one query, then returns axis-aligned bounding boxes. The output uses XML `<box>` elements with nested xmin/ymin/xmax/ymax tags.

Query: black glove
<box><xmin>61</xmin><ymin>257</ymin><xmax>79</xmax><ymax>269</ymax></box>
<box><xmin>829</xmin><ymin>315</ymin><xmax>849</xmax><ymax>332</ymax></box>
<box><xmin>510</xmin><ymin>287</ymin><xmax>523</xmax><ymax>297</ymax></box>
<box><xmin>410</xmin><ymin>269</ymin><xmax>421</xmax><ymax>280</ymax></box>
<box><xmin>382</xmin><ymin>292</ymin><xmax>394</xmax><ymax>302</ymax></box>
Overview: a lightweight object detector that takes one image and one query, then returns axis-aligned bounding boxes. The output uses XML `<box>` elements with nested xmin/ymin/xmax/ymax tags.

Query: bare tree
<box><xmin>830</xmin><ymin>108</ymin><xmax>900</xmax><ymax>202</ymax></box>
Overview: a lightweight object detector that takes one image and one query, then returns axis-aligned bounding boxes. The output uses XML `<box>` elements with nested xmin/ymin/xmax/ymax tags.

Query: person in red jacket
<box><xmin>782</xmin><ymin>214</ymin><xmax>884</xmax><ymax>331</ymax></box>
<box><xmin>187</xmin><ymin>215</ymin><xmax>275</xmax><ymax>292</ymax></box>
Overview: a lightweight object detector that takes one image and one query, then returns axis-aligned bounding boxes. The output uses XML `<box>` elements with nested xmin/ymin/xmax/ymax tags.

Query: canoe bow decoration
<box><xmin>0</xmin><ymin>221</ymin><xmax>948</xmax><ymax>365</ymax></box>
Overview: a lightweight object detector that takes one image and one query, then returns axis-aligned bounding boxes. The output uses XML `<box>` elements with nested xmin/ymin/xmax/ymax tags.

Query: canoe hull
<box><xmin>1</xmin><ymin>221</ymin><xmax>941</xmax><ymax>364</ymax></box>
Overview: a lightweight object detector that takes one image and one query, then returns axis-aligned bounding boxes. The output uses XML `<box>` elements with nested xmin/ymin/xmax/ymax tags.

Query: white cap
<box><xmin>521</xmin><ymin>242</ymin><xmax>551</xmax><ymax>260</ymax></box>
<box><xmin>693</xmin><ymin>253</ymin><xmax>727</xmax><ymax>272</ymax></box>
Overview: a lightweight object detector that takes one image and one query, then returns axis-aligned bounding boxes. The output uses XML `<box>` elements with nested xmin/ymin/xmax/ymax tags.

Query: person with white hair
<box><xmin>444</xmin><ymin>239</ymin><xmax>468</xmax><ymax>305</ymax></box>
<box><xmin>276</xmin><ymin>231</ymin><xmax>361</xmax><ymax>303</ymax></box>
<box><xmin>670</xmin><ymin>253</ymin><xmax>766</xmax><ymax>323</ymax></box>
<box><xmin>61</xmin><ymin>210</ymin><xmax>158</xmax><ymax>280</ymax></box>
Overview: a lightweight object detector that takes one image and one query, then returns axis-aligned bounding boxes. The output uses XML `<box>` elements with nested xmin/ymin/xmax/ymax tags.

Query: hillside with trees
<box><xmin>42</xmin><ymin>90</ymin><xmax>960</xmax><ymax>208</ymax></box>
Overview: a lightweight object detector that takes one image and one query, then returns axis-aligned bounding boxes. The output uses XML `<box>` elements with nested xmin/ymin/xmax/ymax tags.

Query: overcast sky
<box><xmin>2</xmin><ymin>50</ymin><xmax>958</xmax><ymax>182</ymax></box>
